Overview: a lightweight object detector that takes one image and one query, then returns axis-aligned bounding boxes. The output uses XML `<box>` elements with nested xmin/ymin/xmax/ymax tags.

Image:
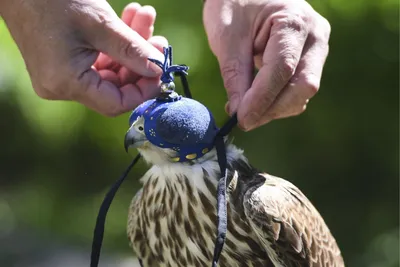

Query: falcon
<box><xmin>124</xmin><ymin>97</ymin><xmax>344</xmax><ymax>267</ymax></box>
<box><xmin>118</xmin><ymin>45</ymin><xmax>344</xmax><ymax>267</ymax></box>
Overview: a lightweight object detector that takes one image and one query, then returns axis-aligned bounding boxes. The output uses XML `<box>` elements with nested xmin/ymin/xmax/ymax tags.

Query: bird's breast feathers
<box><xmin>127</xmin><ymin>144</ymin><xmax>344</xmax><ymax>267</ymax></box>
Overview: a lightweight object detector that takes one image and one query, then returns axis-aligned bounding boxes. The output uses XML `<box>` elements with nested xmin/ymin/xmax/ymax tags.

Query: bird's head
<box><xmin>124</xmin><ymin>93</ymin><xmax>219</xmax><ymax>166</ymax></box>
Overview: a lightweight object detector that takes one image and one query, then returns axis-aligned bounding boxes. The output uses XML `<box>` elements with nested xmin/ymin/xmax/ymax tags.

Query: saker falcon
<box><xmin>124</xmin><ymin>94</ymin><xmax>344</xmax><ymax>267</ymax></box>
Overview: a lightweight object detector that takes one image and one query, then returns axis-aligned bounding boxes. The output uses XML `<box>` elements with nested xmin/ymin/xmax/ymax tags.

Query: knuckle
<box><xmin>320</xmin><ymin>16</ymin><xmax>331</xmax><ymax>39</ymax></box>
<box><xmin>280</xmin><ymin>56</ymin><xmax>297</xmax><ymax>77</ymax></box>
<box><xmin>92</xmin><ymin>9</ymin><xmax>115</xmax><ymax>27</ymax></box>
<box><xmin>312</xmin><ymin>15</ymin><xmax>331</xmax><ymax>43</ymax></box>
<box><xmin>72</xmin><ymin>5</ymin><xmax>114</xmax><ymax>30</ymax></box>
<box><xmin>98</xmin><ymin>99</ymin><xmax>125</xmax><ymax>118</ymax></box>
<box><xmin>272</xmin><ymin>12</ymin><xmax>308</xmax><ymax>34</ymax></box>
<box><xmin>324</xmin><ymin>19</ymin><xmax>331</xmax><ymax>35</ymax></box>
<box><xmin>300</xmin><ymin>75</ymin><xmax>320</xmax><ymax>97</ymax></box>
<box><xmin>290</xmin><ymin>15</ymin><xmax>307</xmax><ymax>34</ymax></box>
<box><xmin>273</xmin><ymin>56</ymin><xmax>297</xmax><ymax>84</ymax></box>
<box><xmin>102</xmin><ymin>107</ymin><xmax>123</xmax><ymax>117</ymax></box>
<box><xmin>220</xmin><ymin>60</ymin><xmax>241</xmax><ymax>90</ymax></box>
<box><xmin>95</xmin><ymin>13</ymin><xmax>113</xmax><ymax>27</ymax></box>
<box><xmin>121</xmin><ymin>41</ymin><xmax>141</xmax><ymax>59</ymax></box>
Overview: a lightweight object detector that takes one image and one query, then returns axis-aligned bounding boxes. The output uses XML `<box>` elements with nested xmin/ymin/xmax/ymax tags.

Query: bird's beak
<box><xmin>124</xmin><ymin>127</ymin><xmax>147</xmax><ymax>152</ymax></box>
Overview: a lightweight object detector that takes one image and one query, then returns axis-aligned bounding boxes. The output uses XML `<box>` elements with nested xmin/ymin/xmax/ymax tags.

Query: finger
<box><xmin>98</xmin><ymin>69</ymin><xmax>121</xmax><ymax>87</ymax></box>
<box><xmin>94</xmin><ymin>53</ymin><xmax>114</xmax><ymax>70</ymax></box>
<box><xmin>147</xmin><ymin>35</ymin><xmax>169</xmax><ymax>52</ymax></box>
<box><xmin>76</xmin><ymin>67</ymin><xmax>161</xmax><ymax>115</ymax></box>
<box><xmin>256</xmin><ymin>29</ymin><xmax>330</xmax><ymax>126</ymax></box>
<box><xmin>238</xmin><ymin>14</ymin><xmax>309</xmax><ymax>131</ymax></box>
<box><xmin>254</xmin><ymin>82</ymin><xmax>308</xmax><ymax>127</ymax></box>
<box><xmin>121</xmin><ymin>3</ymin><xmax>141</xmax><ymax>25</ymax></box>
<box><xmin>95</xmin><ymin>4</ymin><xmax>156</xmax><ymax>72</ymax></box>
<box><xmin>216</xmin><ymin>36</ymin><xmax>253</xmax><ymax>116</ymax></box>
<box><xmin>118</xmin><ymin>36</ymin><xmax>168</xmax><ymax>109</ymax></box>
<box><xmin>87</xmin><ymin>9</ymin><xmax>164</xmax><ymax>77</ymax></box>
<box><xmin>202</xmin><ymin>0</ymin><xmax>253</xmax><ymax>116</ymax></box>
<box><xmin>71</xmin><ymin>67</ymin><xmax>127</xmax><ymax>116</ymax></box>
<box><xmin>130</xmin><ymin>5</ymin><xmax>156</xmax><ymax>40</ymax></box>
<box><xmin>95</xmin><ymin>3</ymin><xmax>142</xmax><ymax>71</ymax></box>
<box><xmin>118</xmin><ymin>35</ymin><xmax>168</xmax><ymax>85</ymax></box>
<box><xmin>120</xmin><ymin>77</ymin><xmax>161</xmax><ymax>111</ymax></box>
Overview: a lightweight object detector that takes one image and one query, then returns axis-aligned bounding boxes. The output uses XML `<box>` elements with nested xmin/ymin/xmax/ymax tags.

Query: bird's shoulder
<box><xmin>236</xmin><ymin>171</ymin><xmax>344</xmax><ymax>267</ymax></box>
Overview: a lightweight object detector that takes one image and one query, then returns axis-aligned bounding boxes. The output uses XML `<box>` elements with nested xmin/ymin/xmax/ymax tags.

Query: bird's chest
<box><xmin>127</xmin><ymin>173</ymin><xmax>270</xmax><ymax>267</ymax></box>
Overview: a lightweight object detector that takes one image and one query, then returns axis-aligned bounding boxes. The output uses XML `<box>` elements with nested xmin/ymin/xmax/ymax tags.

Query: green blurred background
<box><xmin>0</xmin><ymin>0</ymin><xmax>398</xmax><ymax>266</ymax></box>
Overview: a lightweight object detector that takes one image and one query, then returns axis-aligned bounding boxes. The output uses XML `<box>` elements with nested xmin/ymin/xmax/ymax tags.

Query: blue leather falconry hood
<box><xmin>127</xmin><ymin>46</ymin><xmax>219</xmax><ymax>162</ymax></box>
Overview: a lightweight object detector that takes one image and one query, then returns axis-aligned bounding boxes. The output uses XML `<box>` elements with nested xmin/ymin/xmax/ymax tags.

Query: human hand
<box><xmin>203</xmin><ymin>0</ymin><xmax>331</xmax><ymax>131</ymax></box>
<box><xmin>0</xmin><ymin>1</ymin><xmax>167</xmax><ymax>116</ymax></box>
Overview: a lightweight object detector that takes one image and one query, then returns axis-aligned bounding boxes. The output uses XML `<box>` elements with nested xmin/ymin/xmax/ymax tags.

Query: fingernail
<box><xmin>228</xmin><ymin>94</ymin><xmax>240</xmax><ymax>115</ymax></box>
<box><xmin>148</xmin><ymin>61</ymin><xmax>162</xmax><ymax>75</ymax></box>
<box><xmin>147</xmin><ymin>48</ymin><xmax>164</xmax><ymax>75</ymax></box>
<box><xmin>224</xmin><ymin>101</ymin><xmax>230</xmax><ymax>114</ymax></box>
<box><xmin>243</xmin><ymin>112</ymin><xmax>260</xmax><ymax>131</ymax></box>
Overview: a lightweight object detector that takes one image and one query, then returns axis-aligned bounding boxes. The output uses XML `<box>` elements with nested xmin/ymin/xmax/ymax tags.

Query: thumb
<box><xmin>216</xmin><ymin>38</ymin><xmax>253</xmax><ymax>115</ymax></box>
<box><xmin>87</xmin><ymin>13</ymin><xmax>164</xmax><ymax>77</ymax></box>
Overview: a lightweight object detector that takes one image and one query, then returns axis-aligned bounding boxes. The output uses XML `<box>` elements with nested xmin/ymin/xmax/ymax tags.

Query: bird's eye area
<box><xmin>138</xmin><ymin>126</ymin><xmax>144</xmax><ymax>131</ymax></box>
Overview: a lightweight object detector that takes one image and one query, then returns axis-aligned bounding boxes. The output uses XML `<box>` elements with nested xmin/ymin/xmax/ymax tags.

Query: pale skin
<box><xmin>0</xmin><ymin>0</ymin><xmax>330</xmax><ymax>131</ymax></box>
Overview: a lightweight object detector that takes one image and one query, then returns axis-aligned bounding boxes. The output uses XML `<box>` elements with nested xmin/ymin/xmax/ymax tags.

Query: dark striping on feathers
<box><xmin>127</xmin><ymin>149</ymin><xmax>344</xmax><ymax>267</ymax></box>
<box><xmin>184</xmin><ymin>176</ymin><xmax>198</xmax><ymax>205</ymax></box>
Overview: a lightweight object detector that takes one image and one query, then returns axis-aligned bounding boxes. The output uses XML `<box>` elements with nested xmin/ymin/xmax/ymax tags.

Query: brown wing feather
<box><xmin>243</xmin><ymin>173</ymin><xmax>344</xmax><ymax>267</ymax></box>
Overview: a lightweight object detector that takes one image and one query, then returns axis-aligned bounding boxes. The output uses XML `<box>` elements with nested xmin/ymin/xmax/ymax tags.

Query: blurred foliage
<box><xmin>0</xmin><ymin>0</ymin><xmax>398</xmax><ymax>266</ymax></box>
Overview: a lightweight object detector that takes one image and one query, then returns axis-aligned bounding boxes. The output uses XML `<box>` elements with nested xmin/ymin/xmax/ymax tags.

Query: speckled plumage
<box><xmin>126</xmin><ymin>144</ymin><xmax>344</xmax><ymax>267</ymax></box>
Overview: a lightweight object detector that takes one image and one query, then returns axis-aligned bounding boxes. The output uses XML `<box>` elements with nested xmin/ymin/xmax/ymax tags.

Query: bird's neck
<box><xmin>137</xmin><ymin>144</ymin><xmax>252</xmax><ymax>211</ymax></box>
<box><xmin>139</xmin><ymin>144</ymin><xmax>248</xmax><ymax>186</ymax></box>
<box><xmin>132</xmin><ymin>144</ymin><xmax>264</xmax><ymax>266</ymax></box>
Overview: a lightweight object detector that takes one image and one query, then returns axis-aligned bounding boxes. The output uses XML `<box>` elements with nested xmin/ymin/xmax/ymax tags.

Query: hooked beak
<box><xmin>124</xmin><ymin>128</ymin><xmax>147</xmax><ymax>152</ymax></box>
